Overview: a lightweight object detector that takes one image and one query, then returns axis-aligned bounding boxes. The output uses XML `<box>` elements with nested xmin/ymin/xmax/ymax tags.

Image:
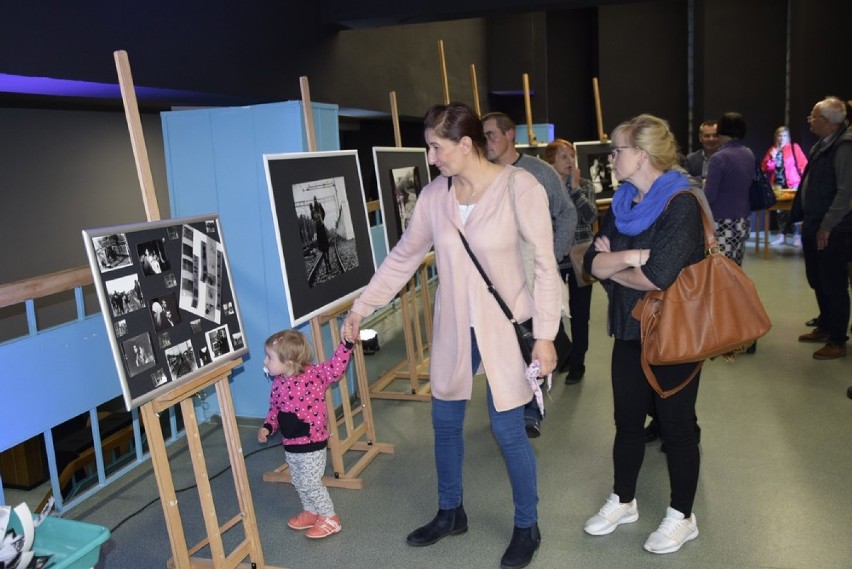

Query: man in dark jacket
<box><xmin>796</xmin><ymin>96</ymin><xmax>852</xmax><ymax>360</ymax></box>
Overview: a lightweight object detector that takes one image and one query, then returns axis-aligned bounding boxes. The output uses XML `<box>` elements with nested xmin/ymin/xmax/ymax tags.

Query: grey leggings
<box><xmin>286</xmin><ymin>449</ymin><xmax>335</xmax><ymax>516</ymax></box>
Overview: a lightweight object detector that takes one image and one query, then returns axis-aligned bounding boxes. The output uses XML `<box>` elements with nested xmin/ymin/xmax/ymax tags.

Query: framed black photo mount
<box><xmin>264</xmin><ymin>150</ymin><xmax>376</xmax><ymax>327</ymax></box>
<box><xmin>83</xmin><ymin>214</ymin><xmax>248</xmax><ymax>410</ymax></box>
<box><xmin>371</xmin><ymin>147</ymin><xmax>431</xmax><ymax>251</ymax></box>
<box><xmin>575</xmin><ymin>141</ymin><xmax>620</xmax><ymax>200</ymax></box>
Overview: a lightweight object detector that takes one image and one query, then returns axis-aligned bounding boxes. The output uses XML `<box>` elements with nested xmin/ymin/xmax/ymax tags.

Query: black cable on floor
<box><xmin>108</xmin><ymin>444</ymin><xmax>278</xmax><ymax>533</ymax></box>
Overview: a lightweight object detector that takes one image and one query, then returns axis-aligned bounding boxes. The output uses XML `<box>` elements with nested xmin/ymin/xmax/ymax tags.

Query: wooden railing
<box><xmin>0</xmin><ymin>266</ymin><xmax>93</xmax><ymax>309</ymax></box>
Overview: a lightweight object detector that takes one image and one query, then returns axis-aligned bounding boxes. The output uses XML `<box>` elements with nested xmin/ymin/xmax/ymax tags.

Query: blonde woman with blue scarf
<box><xmin>581</xmin><ymin>114</ymin><xmax>706</xmax><ymax>555</ymax></box>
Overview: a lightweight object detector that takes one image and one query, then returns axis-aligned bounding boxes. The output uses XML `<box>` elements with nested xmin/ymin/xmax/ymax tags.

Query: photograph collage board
<box><xmin>82</xmin><ymin>214</ymin><xmax>248</xmax><ymax>410</ymax></box>
<box><xmin>264</xmin><ymin>150</ymin><xmax>377</xmax><ymax>327</ymax></box>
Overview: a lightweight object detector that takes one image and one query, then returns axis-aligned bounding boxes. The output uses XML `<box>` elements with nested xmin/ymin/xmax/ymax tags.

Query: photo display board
<box><xmin>82</xmin><ymin>215</ymin><xmax>248</xmax><ymax>410</ymax></box>
<box><xmin>372</xmin><ymin>147</ymin><xmax>431</xmax><ymax>252</ymax></box>
<box><xmin>575</xmin><ymin>141</ymin><xmax>620</xmax><ymax>200</ymax></box>
<box><xmin>264</xmin><ymin>150</ymin><xmax>376</xmax><ymax>327</ymax></box>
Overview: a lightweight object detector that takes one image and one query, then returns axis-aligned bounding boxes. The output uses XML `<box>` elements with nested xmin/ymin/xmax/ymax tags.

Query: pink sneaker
<box><xmin>306</xmin><ymin>515</ymin><xmax>342</xmax><ymax>539</ymax></box>
<box><xmin>288</xmin><ymin>511</ymin><xmax>319</xmax><ymax>530</ymax></box>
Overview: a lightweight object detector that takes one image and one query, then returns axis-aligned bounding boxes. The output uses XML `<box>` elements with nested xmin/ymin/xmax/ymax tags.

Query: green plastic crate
<box><xmin>8</xmin><ymin>514</ymin><xmax>109</xmax><ymax>569</ymax></box>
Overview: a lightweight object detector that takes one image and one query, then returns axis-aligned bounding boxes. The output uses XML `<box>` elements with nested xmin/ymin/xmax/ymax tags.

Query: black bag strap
<box><xmin>458</xmin><ymin>229</ymin><xmax>520</xmax><ymax>325</ymax></box>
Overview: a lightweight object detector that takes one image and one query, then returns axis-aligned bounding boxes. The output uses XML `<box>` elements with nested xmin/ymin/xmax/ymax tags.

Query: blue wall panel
<box><xmin>0</xmin><ymin>317</ymin><xmax>119</xmax><ymax>452</ymax></box>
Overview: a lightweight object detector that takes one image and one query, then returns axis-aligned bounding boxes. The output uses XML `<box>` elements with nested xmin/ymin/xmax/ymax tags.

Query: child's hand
<box><xmin>257</xmin><ymin>427</ymin><xmax>270</xmax><ymax>443</ymax></box>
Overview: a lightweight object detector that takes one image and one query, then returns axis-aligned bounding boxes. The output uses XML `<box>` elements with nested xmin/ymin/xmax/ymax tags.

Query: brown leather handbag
<box><xmin>631</xmin><ymin>192</ymin><xmax>772</xmax><ymax>398</ymax></box>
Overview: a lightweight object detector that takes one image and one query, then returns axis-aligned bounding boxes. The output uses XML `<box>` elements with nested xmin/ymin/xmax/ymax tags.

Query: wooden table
<box><xmin>754</xmin><ymin>192</ymin><xmax>796</xmax><ymax>259</ymax></box>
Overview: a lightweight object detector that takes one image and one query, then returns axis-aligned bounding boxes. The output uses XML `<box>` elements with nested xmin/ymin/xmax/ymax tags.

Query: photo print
<box><xmin>372</xmin><ymin>147</ymin><xmax>431</xmax><ymax>251</ymax></box>
<box><xmin>293</xmin><ymin>177</ymin><xmax>359</xmax><ymax>288</ymax></box>
<box><xmin>167</xmin><ymin>226</ymin><xmax>179</xmax><ymax>240</ymax></box>
<box><xmin>158</xmin><ymin>331</ymin><xmax>171</xmax><ymax>349</ymax></box>
<box><xmin>206</xmin><ymin>324</ymin><xmax>232</xmax><ymax>359</ymax></box>
<box><xmin>136</xmin><ymin>238</ymin><xmax>171</xmax><ymax>276</ymax></box>
<box><xmin>178</xmin><ymin>224</ymin><xmax>223</xmax><ymax>324</ymax></box>
<box><xmin>92</xmin><ymin>233</ymin><xmax>133</xmax><ymax>273</ymax></box>
<box><xmin>114</xmin><ymin>319</ymin><xmax>128</xmax><ymax>337</ymax></box>
<box><xmin>164</xmin><ymin>272</ymin><xmax>177</xmax><ymax>288</ymax></box>
<box><xmin>190</xmin><ymin>318</ymin><xmax>203</xmax><ymax>334</ymax></box>
<box><xmin>151</xmin><ymin>368</ymin><xmax>168</xmax><ymax>388</ymax></box>
<box><xmin>105</xmin><ymin>273</ymin><xmax>146</xmax><ymax>318</ymax></box>
<box><xmin>197</xmin><ymin>346</ymin><xmax>212</xmax><ymax>366</ymax></box>
<box><xmin>232</xmin><ymin>332</ymin><xmax>245</xmax><ymax>350</ymax></box>
<box><xmin>150</xmin><ymin>292</ymin><xmax>181</xmax><ymax>332</ymax></box>
<box><xmin>389</xmin><ymin>166</ymin><xmax>422</xmax><ymax>235</ymax></box>
<box><xmin>164</xmin><ymin>339</ymin><xmax>198</xmax><ymax>380</ymax></box>
<box><xmin>575</xmin><ymin>141</ymin><xmax>620</xmax><ymax>200</ymax></box>
<box><xmin>265</xmin><ymin>150</ymin><xmax>376</xmax><ymax>327</ymax></box>
<box><xmin>122</xmin><ymin>332</ymin><xmax>156</xmax><ymax>377</ymax></box>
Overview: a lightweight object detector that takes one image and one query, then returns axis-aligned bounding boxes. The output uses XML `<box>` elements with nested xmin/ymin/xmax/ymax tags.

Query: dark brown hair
<box><xmin>424</xmin><ymin>102</ymin><xmax>487</xmax><ymax>156</ymax></box>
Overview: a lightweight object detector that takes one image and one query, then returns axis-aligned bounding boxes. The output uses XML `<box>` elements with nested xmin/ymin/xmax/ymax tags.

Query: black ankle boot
<box><xmin>500</xmin><ymin>524</ymin><xmax>541</xmax><ymax>569</ymax></box>
<box><xmin>406</xmin><ymin>505</ymin><xmax>468</xmax><ymax>546</ymax></box>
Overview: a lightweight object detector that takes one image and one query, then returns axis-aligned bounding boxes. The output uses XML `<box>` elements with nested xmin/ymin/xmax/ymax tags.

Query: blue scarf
<box><xmin>612</xmin><ymin>169</ymin><xmax>690</xmax><ymax>236</ymax></box>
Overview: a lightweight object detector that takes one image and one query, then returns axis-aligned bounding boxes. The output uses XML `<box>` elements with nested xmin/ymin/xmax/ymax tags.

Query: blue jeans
<box><xmin>431</xmin><ymin>329</ymin><xmax>539</xmax><ymax>527</ymax></box>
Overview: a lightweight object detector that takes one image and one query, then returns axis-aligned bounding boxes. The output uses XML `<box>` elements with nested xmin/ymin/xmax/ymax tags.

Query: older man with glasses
<box><xmin>794</xmin><ymin>96</ymin><xmax>852</xmax><ymax>360</ymax></box>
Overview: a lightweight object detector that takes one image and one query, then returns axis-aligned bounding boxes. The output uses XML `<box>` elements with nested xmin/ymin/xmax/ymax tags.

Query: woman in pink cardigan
<box><xmin>762</xmin><ymin>126</ymin><xmax>808</xmax><ymax>246</ymax></box>
<box><xmin>342</xmin><ymin>102</ymin><xmax>561</xmax><ymax>569</ymax></box>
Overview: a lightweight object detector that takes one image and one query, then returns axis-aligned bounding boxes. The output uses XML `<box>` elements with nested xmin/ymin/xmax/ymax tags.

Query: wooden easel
<box><xmin>262</xmin><ymin>77</ymin><xmax>394</xmax><ymax>489</ymax></box>
<box><xmin>366</xmin><ymin>92</ymin><xmax>434</xmax><ymax>402</ymax></box>
<box><xmin>593</xmin><ymin>77</ymin><xmax>609</xmax><ymax>142</ymax></box>
<box><xmin>522</xmin><ymin>73</ymin><xmax>538</xmax><ymax>146</ymax></box>
<box><xmin>114</xmin><ymin>50</ymin><xmax>282</xmax><ymax>569</ymax></box>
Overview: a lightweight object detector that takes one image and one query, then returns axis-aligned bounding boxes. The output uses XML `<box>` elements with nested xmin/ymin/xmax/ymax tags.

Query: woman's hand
<box><xmin>594</xmin><ymin>235</ymin><xmax>611</xmax><ymax>252</ymax></box>
<box><xmin>341</xmin><ymin>311</ymin><xmax>364</xmax><ymax>345</ymax></box>
<box><xmin>531</xmin><ymin>340</ymin><xmax>557</xmax><ymax>375</ymax></box>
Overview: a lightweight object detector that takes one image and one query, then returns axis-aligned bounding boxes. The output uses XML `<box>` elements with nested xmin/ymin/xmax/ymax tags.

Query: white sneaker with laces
<box><xmin>643</xmin><ymin>507</ymin><xmax>698</xmax><ymax>554</ymax></box>
<box><xmin>584</xmin><ymin>493</ymin><xmax>638</xmax><ymax>536</ymax></box>
<box><xmin>770</xmin><ymin>234</ymin><xmax>787</xmax><ymax>246</ymax></box>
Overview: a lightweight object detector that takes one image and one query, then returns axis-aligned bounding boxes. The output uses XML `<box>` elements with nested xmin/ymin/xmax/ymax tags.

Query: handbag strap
<box><xmin>458</xmin><ymin>229</ymin><xmax>519</xmax><ymax>325</ymax></box>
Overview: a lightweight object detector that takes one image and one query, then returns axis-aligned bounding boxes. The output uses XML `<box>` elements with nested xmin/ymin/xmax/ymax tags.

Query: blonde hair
<box><xmin>265</xmin><ymin>329</ymin><xmax>313</xmax><ymax>375</ymax></box>
<box><xmin>542</xmin><ymin>138</ymin><xmax>575</xmax><ymax>166</ymax></box>
<box><xmin>611</xmin><ymin>114</ymin><xmax>682</xmax><ymax>172</ymax></box>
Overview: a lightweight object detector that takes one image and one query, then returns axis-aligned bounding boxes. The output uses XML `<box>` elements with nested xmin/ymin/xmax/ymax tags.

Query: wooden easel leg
<box><xmin>140</xmin><ymin>403</ymin><xmax>192</xmax><ymax>569</ymax></box>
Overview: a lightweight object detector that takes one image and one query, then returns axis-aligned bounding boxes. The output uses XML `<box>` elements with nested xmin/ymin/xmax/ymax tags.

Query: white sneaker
<box><xmin>792</xmin><ymin>235</ymin><xmax>802</xmax><ymax>247</ymax></box>
<box><xmin>643</xmin><ymin>507</ymin><xmax>698</xmax><ymax>554</ymax></box>
<box><xmin>770</xmin><ymin>234</ymin><xmax>786</xmax><ymax>246</ymax></box>
<box><xmin>584</xmin><ymin>493</ymin><xmax>638</xmax><ymax>536</ymax></box>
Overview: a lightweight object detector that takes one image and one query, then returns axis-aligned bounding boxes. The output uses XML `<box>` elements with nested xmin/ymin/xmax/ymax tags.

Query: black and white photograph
<box><xmin>121</xmin><ymin>332</ymin><xmax>156</xmax><ymax>377</ymax></box>
<box><xmin>149</xmin><ymin>293</ymin><xmax>181</xmax><ymax>332</ymax></box>
<box><xmin>114</xmin><ymin>319</ymin><xmax>128</xmax><ymax>337</ymax></box>
<box><xmin>373</xmin><ymin>147</ymin><xmax>431</xmax><ymax>251</ymax></box>
<box><xmin>92</xmin><ymin>233</ymin><xmax>133</xmax><ymax>273</ymax></box>
<box><xmin>164</xmin><ymin>339</ymin><xmax>197</xmax><ymax>380</ymax></box>
<box><xmin>265</xmin><ymin>150</ymin><xmax>376</xmax><ymax>326</ymax></box>
<box><xmin>232</xmin><ymin>331</ymin><xmax>245</xmax><ymax>350</ymax></box>
<box><xmin>105</xmin><ymin>273</ymin><xmax>146</xmax><ymax>318</ymax></box>
<box><xmin>178</xmin><ymin>223</ymin><xmax>223</xmax><ymax>324</ymax></box>
<box><xmin>575</xmin><ymin>141</ymin><xmax>619</xmax><ymax>199</ymax></box>
<box><xmin>293</xmin><ymin>180</ymin><xmax>357</xmax><ymax>287</ymax></box>
<box><xmin>136</xmin><ymin>238</ymin><xmax>171</xmax><ymax>276</ymax></box>
<box><xmin>206</xmin><ymin>324</ymin><xmax>232</xmax><ymax>359</ymax></box>
<box><xmin>151</xmin><ymin>368</ymin><xmax>168</xmax><ymax>388</ymax></box>
<box><xmin>83</xmin><ymin>214</ymin><xmax>249</xmax><ymax>410</ymax></box>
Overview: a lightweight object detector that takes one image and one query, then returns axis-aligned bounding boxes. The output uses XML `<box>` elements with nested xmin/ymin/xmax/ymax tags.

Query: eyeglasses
<box><xmin>609</xmin><ymin>145</ymin><xmax>634</xmax><ymax>159</ymax></box>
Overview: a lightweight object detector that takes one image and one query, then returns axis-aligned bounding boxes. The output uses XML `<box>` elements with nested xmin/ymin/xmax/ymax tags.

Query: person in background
<box><xmin>795</xmin><ymin>96</ymin><xmax>852</xmax><ymax>360</ymax></box>
<box><xmin>257</xmin><ymin>330</ymin><xmax>354</xmax><ymax>539</ymax></box>
<box><xmin>684</xmin><ymin>120</ymin><xmax>720</xmax><ymax>181</ymax></box>
<box><xmin>762</xmin><ymin>126</ymin><xmax>808</xmax><ymax>246</ymax></box>
<box><xmin>582</xmin><ymin>114</ymin><xmax>705</xmax><ymax>554</ymax></box>
<box><xmin>542</xmin><ymin>138</ymin><xmax>598</xmax><ymax>383</ymax></box>
<box><xmin>342</xmin><ymin>102</ymin><xmax>561</xmax><ymax>569</ymax></box>
<box><xmin>482</xmin><ymin>111</ymin><xmax>577</xmax><ymax>438</ymax></box>
<box><xmin>703</xmin><ymin>113</ymin><xmax>754</xmax><ymax>266</ymax></box>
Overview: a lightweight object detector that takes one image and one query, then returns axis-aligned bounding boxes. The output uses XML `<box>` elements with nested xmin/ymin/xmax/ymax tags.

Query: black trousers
<box><xmin>565</xmin><ymin>267</ymin><xmax>593</xmax><ymax>369</ymax></box>
<box><xmin>802</xmin><ymin>229</ymin><xmax>851</xmax><ymax>344</ymax></box>
<box><xmin>611</xmin><ymin>339</ymin><xmax>701</xmax><ymax>516</ymax></box>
